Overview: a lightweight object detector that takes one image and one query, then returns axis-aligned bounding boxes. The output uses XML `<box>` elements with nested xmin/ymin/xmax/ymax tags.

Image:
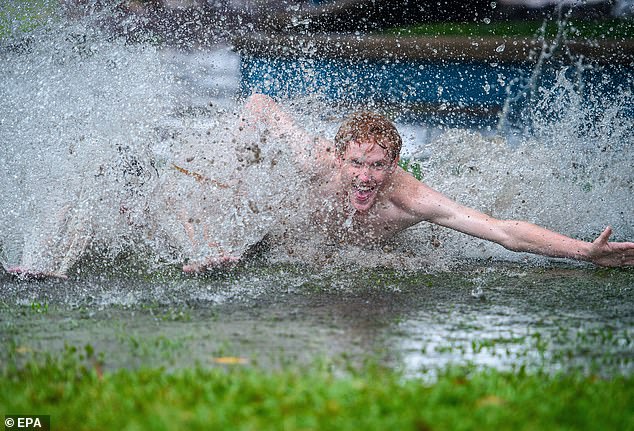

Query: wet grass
<box><xmin>2</xmin><ymin>264</ymin><xmax>632</xmax><ymax>429</ymax></box>
<box><xmin>387</xmin><ymin>18</ymin><xmax>634</xmax><ymax>40</ymax></box>
<box><xmin>1</xmin><ymin>345</ymin><xmax>633</xmax><ymax>431</ymax></box>
<box><xmin>0</xmin><ymin>0</ymin><xmax>58</xmax><ymax>39</ymax></box>
<box><xmin>3</xmin><ymin>264</ymin><xmax>633</xmax><ymax>369</ymax></box>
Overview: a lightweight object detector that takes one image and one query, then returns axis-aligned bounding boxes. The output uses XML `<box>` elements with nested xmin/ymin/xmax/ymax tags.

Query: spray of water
<box><xmin>1</xmin><ymin>6</ymin><xmax>632</xmax><ymax>278</ymax></box>
<box><xmin>0</xmin><ymin>5</ymin><xmax>175</xmax><ymax>275</ymax></box>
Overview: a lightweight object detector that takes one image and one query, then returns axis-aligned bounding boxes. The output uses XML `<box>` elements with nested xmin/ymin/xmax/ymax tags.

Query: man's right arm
<box><xmin>241</xmin><ymin>94</ymin><xmax>334</xmax><ymax>168</ymax></box>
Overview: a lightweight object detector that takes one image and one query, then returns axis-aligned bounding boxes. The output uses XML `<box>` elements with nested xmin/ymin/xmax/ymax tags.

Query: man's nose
<box><xmin>357</xmin><ymin>166</ymin><xmax>372</xmax><ymax>180</ymax></box>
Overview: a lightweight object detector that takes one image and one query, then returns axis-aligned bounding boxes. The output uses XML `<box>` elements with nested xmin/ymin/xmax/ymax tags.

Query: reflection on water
<box><xmin>1</xmin><ymin>264</ymin><xmax>633</xmax><ymax>377</ymax></box>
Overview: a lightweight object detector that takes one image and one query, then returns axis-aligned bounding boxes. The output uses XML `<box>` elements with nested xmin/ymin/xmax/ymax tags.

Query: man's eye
<box><xmin>372</xmin><ymin>162</ymin><xmax>387</xmax><ymax>170</ymax></box>
<box><xmin>349</xmin><ymin>160</ymin><xmax>363</xmax><ymax>167</ymax></box>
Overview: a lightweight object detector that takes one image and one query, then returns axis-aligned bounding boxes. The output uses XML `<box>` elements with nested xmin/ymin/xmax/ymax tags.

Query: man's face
<box><xmin>338</xmin><ymin>140</ymin><xmax>397</xmax><ymax>213</ymax></box>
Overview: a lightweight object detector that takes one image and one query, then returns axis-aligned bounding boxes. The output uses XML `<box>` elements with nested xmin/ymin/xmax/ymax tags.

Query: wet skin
<box><xmin>338</xmin><ymin>141</ymin><xmax>397</xmax><ymax>214</ymax></box>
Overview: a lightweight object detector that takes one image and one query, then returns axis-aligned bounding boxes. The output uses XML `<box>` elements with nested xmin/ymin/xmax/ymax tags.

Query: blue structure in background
<box><xmin>239</xmin><ymin>54</ymin><xmax>634</xmax><ymax>130</ymax></box>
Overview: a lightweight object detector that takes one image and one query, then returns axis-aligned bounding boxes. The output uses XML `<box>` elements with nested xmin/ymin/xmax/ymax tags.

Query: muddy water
<box><xmin>2</xmin><ymin>264</ymin><xmax>633</xmax><ymax>377</ymax></box>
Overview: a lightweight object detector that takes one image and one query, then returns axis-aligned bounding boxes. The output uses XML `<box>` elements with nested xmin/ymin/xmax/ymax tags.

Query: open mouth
<box><xmin>352</xmin><ymin>183</ymin><xmax>376</xmax><ymax>202</ymax></box>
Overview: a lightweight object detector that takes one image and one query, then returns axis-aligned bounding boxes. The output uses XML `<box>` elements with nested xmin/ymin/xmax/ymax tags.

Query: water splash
<box><xmin>0</xmin><ymin>8</ymin><xmax>312</xmax><ymax>276</ymax></box>
<box><xmin>0</xmin><ymin>6</ymin><xmax>175</xmax><ymax>274</ymax></box>
<box><xmin>1</xmin><ymin>7</ymin><xmax>632</xmax><ymax>277</ymax></box>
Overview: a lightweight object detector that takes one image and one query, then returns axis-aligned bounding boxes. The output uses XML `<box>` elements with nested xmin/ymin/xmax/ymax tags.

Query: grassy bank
<box><xmin>387</xmin><ymin>18</ymin><xmax>634</xmax><ymax>40</ymax></box>
<box><xmin>1</xmin><ymin>348</ymin><xmax>633</xmax><ymax>431</ymax></box>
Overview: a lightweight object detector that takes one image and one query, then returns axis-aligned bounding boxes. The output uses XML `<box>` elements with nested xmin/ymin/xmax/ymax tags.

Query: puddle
<box><xmin>2</xmin><ymin>264</ymin><xmax>632</xmax><ymax>377</ymax></box>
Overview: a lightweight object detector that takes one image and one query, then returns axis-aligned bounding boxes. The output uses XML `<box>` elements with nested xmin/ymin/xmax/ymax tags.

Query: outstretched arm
<box><xmin>241</xmin><ymin>93</ymin><xmax>333</xmax><ymax>168</ymax></box>
<box><xmin>179</xmin><ymin>94</ymin><xmax>322</xmax><ymax>275</ymax></box>
<box><xmin>401</xmin><ymin>174</ymin><xmax>634</xmax><ymax>267</ymax></box>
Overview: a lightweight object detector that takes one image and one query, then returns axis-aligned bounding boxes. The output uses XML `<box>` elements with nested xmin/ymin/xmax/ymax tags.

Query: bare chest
<box><xmin>310</xmin><ymin>195</ymin><xmax>417</xmax><ymax>245</ymax></box>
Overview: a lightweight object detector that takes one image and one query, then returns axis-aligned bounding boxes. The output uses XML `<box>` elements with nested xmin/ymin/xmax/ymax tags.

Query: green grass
<box><xmin>399</xmin><ymin>158</ymin><xmax>424</xmax><ymax>180</ymax></box>
<box><xmin>0</xmin><ymin>0</ymin><xmax>58</xmax><ymax>39</ymax></box>
<box><xmin>386</xmin><ymin>19</ymin><xmax>634</xmax><ymax>40</ymax></box>
<box><xmin>1</xmin><ymin>348</ymin><xmax>633</xmax><ymax>431</ymax></box>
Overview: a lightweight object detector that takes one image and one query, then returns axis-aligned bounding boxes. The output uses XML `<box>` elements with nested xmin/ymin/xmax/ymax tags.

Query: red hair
<box><xmin>334</xmin><ymin>112</ymin><xmax>402</xmax><ymax>161</ymax></box>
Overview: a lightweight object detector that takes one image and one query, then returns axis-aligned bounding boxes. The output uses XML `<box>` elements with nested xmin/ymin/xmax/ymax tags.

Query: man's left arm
<box><xmin>400</xmin><ymin>175</ymin><xmax>634</xmax><ymax>267</ymax></box>
<box><xmin>483</xmin><ymin>220</ymin><xmax>634</xmax><ymax>267</ymax></box>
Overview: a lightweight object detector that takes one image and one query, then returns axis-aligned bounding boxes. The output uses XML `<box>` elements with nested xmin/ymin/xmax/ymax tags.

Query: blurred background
<box><xmin>41</xmin><ymin>0</ymin><xmax>633</xmax><ymax>46</ymax></box>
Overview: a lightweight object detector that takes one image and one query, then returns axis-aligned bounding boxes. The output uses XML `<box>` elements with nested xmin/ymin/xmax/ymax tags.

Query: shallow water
<box><xmin>1</xmin><ymin>7</ymin><xmax>633</xmax><ymax>376</ymax></box>
<box><xmin>2</xmin><ymin>263</ymin><xmax>633</xmax><ymax>377</ymax></box>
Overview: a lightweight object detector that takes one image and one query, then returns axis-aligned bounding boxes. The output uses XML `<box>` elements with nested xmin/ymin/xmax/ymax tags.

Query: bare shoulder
<box><xmin>389</xmin><ymin>167</ymin><xmax>455</xmax><ymax>221</ymax></box>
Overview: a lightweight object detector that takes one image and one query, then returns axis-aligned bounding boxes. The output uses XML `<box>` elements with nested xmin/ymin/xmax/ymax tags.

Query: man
<box><xmin>192</xmin><ymin>93</ymin><xmax>632</xmax><ymax>270</ymax></box>
<box><xmin>6</xmin><ymin>94</ymin><xmax>634</xmax><ymax>278</ymax></box>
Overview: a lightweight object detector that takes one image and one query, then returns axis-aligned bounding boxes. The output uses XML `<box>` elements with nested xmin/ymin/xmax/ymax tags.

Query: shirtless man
<box><xmin>206</xmin><ymin>93</ymin><xmax>633</xmax><ymax>270</ymax></box>
<box><xmin>6</xmin><ymin>94</ymin><xmax>634</xmax><ymax>278</ymax></box>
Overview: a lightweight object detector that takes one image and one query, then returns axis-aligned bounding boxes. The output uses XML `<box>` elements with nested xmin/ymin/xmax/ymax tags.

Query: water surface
<box><xmin>2</xmin><ymin>263</ymin><xmax>632</xmax><ymax>377</ymax></box>
<box><xmin>1</xmin><ymin>7</ymin><xmax>632</xmax><ymax>378</ymax></box>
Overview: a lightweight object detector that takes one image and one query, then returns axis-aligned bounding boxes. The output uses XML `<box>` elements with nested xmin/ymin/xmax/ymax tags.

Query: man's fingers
<box><xmin>6</xmin><ymin>266</ymin><xmax>68</xmax><ymax>280</ymax></box>
<box><xmin>596</xmin><ymin>226</ymin><xmax>613</xmax><ymax>245</ymax></box>
<box><xmin>221</xmin><ymin>256</ymin><xmax>240</xmax><ymax>263</ymax></box>
<box><xmin>594</xmin><ymin>239</ymin><xmax>634</xmax><ymax>267</ymax></box>
<box><xmin>182</xmin><ymin>263</ymin><xmax>201</xmax><ymax>273</ymax></box>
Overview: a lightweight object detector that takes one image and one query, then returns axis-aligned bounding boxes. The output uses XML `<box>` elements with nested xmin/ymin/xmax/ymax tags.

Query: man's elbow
<box><xmin>495</xmin><ymin>220</ymin><xmax>531</xmax><ymax>252</ymax></box>
<box><xmin>246</xmin><ymin>92</ymin><xmax>271</xmax><ymax>103</ymax></box>
<box><xmin>245</xmin><ymin>93</ymin><xmax>275</xmax><ymax>110</ymax></box>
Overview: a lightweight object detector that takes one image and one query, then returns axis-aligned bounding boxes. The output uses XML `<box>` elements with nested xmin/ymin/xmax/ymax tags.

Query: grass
<box><xmin>399</xmin><ymin>158</ymin><xmax>424</xmax><ymax>180</ymax></box>
<box><xmin>1</xmin><ymin>347</ymin><xmax>633</xmax><ymax>431</ymax></box>
<box><xmin>0</xmin><ymin>0</ymin><xmax>58</xmax><ymax>40</ymax></box>
<box><xmin>386</xmin><ymin>18</ymin><xmax>634</xmax><ymax>40</ymax></box>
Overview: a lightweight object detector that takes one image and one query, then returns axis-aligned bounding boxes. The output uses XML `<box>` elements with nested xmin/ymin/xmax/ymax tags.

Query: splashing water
<box><xmin>0</xmin><ymin>6</ymin><xmax>313</xmax><ymax>276</ymax></box>
<box><xmin>1</xmin><ymin>7</ymin><xmax>632</xmax><ymax>278</ymax></box>
<box><xmin>0</xmin><ymin>8</ymin><xmax>173</xmax><ymax>275</ymax></box>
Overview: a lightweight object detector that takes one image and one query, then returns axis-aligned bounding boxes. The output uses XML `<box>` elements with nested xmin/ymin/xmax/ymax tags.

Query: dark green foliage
<box><xmin>387</xmin><ymin>19</ymin><xmax>634</xmax><ymax>40</ymax></box>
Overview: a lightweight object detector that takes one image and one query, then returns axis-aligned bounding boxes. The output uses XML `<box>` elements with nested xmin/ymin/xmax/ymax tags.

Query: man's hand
<box><xmin>587</xmin><ymin>226</ymin><xmax>634</xmax><ymax>267</ymax></box>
